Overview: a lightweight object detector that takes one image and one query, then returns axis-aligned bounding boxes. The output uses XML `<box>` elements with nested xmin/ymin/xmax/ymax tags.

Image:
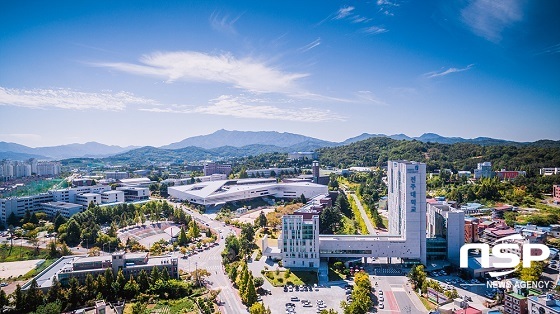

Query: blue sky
<box><xmin>1</xmin><ymin>0</ymin><xmax>559</xmax><ymax>147</ymax></box>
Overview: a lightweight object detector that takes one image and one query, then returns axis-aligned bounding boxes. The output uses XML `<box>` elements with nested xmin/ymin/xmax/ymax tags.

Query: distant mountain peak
<box><xmin>160</xmin><ymin>130</ymin><xmax>336</xmax><ymax>150</ymax></box>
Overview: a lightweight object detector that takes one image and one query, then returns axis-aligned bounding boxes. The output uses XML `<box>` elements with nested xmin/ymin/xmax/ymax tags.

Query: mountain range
<box><xmin>0</xmin><ymin>141</ymin><xmax>137</xmax><ymax>160</ymax></box>
<box><xmin>1</xmin><ymin>130</ymin><xmax>558</xmax><ymax>161</ymax></box>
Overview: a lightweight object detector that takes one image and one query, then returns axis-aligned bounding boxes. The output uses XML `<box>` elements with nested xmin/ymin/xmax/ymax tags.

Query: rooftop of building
<box><xmin>454</xmin><ymin>307</ymin><xmax>482</xmax><ymax>314</ymax></box>
<box><xmin>78</xmin><ymin>193</ymin><xmax>99</xmax><ymax>197</ymax></box>
<box><xmin>508</xmin><ymin>292</ymin><xmax>527</xmax><ymax>300</ymax></box>
<box><xmin>23</xmin><ymin>253</ymin><xmax>176</xmax><ymax>290</ymax></box>
<box><xmin>118</xmin><ymin>178</ymin><xmax>151</xmax><ymax>183</ymax></box>
<box><xmin>102</xmin><ymin>190</ymin><xmax>123</xmax><ymax>194</ymax></box>
<box><xmin>530</xmin><ymin>294</ymin><xmax>560</xmax><ymax>310</ymax></box>
<box><xmin>484</xmin><ymin>227</ymin><xmax>517</xmax><ymax>237</ymax></box>
<box><xmin>42</xmin><ymin>201</ymin><xmax>82</xmax><ymax>208</ymax></box>
<box><xmin>169</xmin><ymin>179</ymin><xmax>325</xmax><ymax>199</ymax></box>
<box><xmin>494</xmin><ymin>205</ymin><xmax>514</xmax><ymax>211</ymax></box>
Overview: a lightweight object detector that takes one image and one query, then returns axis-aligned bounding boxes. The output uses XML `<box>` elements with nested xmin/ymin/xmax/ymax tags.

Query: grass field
<box><xmin>263</xmin><ymin>270</ymin><xmax>318</xmax><ymax>286</ymax></box>
<box><xmin>0</xmin><ymin>244</ymin><xmax>49</xmax><ymax>262</ymax></box>
<box><xmin>328</xmin><ymin>268</ymin><xmax>346</xmax><ymax>281</ymax></box>
<box><xmin>416</xmin><ymin>292</ymin><xmax>437</xmax><ymax>310</ymax></box>
<box><xmin>153</xmin><ymin>297</ymin><xmax>197</xmax><ymax>313</ymax></box>
<box><xmin>0</xmin><ymin>178</ymin><xmax>65</xmax><ymax>198</ymax></box>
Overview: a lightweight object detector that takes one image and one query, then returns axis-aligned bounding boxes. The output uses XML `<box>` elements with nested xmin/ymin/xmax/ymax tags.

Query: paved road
<box><xmin>173</xmin><ymin>203</ymin><xmax>248</xmax><ymax>314</ymax></box>
<box><xmin>373</xmin><ymin>273</ymin><xmax>427</xmax><ymax>314</ymax></box>
<box><xmin>348</xmin><ymin>193</ymin><xmax>376</xmax><ymax>234</ymax></box>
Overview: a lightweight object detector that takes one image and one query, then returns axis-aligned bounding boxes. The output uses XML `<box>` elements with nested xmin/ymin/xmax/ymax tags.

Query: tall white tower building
<box><xmin>387</xmin><ymin>160</ymin><xmax>427</xmax><ymax>264</ymax></box>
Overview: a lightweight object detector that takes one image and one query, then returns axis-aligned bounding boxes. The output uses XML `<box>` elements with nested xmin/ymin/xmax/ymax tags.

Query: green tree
<box><xmin>249</xmin><ymin>302</ymin><xmax>271</xmax><ymax>314</ymax></box>
<box><xmin>131</xmin><ymin>302</ymin><xmax>148</xmax><ymax>314</ymax></box>
<box><xmin>31</xmin><ymin>301</ymin><xmax>62</xmax><ymax>314</ymax></box>
<box><xmin>7</xmin><ymin>212</ymin><xmax>18</xmax><ymax>227</ymax></box>
<box><xmin>103</xmin><ymin>268</ymin><xmax>114</xmax><ymax>297</ymax></box>
<box><xmin>68</xmin><ymin>277</ymin><xmax>81</xmax><ymax>309</ymax></box>
<box><xmin>53</xmin><ymin>214</ymin><xmax>67</xmax><ymax>232</ymax></box>
<box><xmin>25</xmin><ymin>279</ymin><xmax>43</xmax><ymax>312</ymax></box>
<box><xmin>407</xmin><ymin>265</ymin><xmax>427</xmax><ymax>290</ymax></box>
<box><xmin>161</xmin><ymin>267</ymin><xmax>170</xmax><ymax>282</ymax></box>
<box><xmin>336</xmin><ymin>191</ymin><xmax>352</xmax><ymax>217</ymax></box>
<box><xmin>14</xmin><ymin>284</ymin><xmax>25</xmax><ymax>312</ymax></box>
<box><xmin>46</xmin><ymin>277</ymin><xmax>62</xmax><ymax>303</ymax></box>
<box><xmin>150</xmin><ymin>266</ymin><xmax>161</xmax><ymax>286</ymax></box>
<box><xmin>253</xmin><ymin>276</ymin><xmax>264</xmax><ymax>288</ymax></box>
<box><xmin>445</xmin><ymin>288</ymin><xmax>459</xmax><ymax>299</ymax></box>
<box><xmin>188</xmin><ymin>219</ymin><xmax>200</xmax><ymax>239</ymax></box>
<box><xmin>137</xmin><ymin>269</ymin><xmax>150</xmax><ymax>291</ymax></box>
<box><xmin>47</xmin><ymin>241</ymin><xmax>59</xmax><ymax>258</ymax></box>
<box><xmin>320</xmin><ymin>206</ymin><xmax>343</xmax><ymax>234</ymax></box>
<box><xmin>114</xmin><ymin>269</ymin><xmax>127</xmax><ymax>297</ymax></box>
<box><xmin>239</xmin><ymin>167</ymin><xmax>249</xmax><ymax>179</ymax></box>
<box><xmin>300</xmin><ymin>194</ymin><xmax>307</xmax><ymax>204</ymax></box>
<box><xmin>178</xmin><ymin>227</ymin><xmax>189</xmax><ymax>246</ymax></box>
<box><xmin>0</xmin><ymin>289</ymin><xmax>7</xmax><ymax>312</ymax></box>
<box><xmin>124</xmin><ymin>275</ymin><xmax>140</xmax><ymax>299</ymax></box>
<box><xmin>23</xmin><ymin>210</ymin><xmax>32</xmax><ymax>224</ymax></box>
<box><xmin>245</xmin><ymin>273</ymin><xmax>258</xmax><ymax>307</ymax></box>
<box><xmin>255</xmin><ymin>211</ymin><xmax>267</xmax><ymax>228</ymax></box>
<box><xmin>64</xmin><ymin>219</ymin><xmax>82</xmax><ymax>246</ymax></box>
<box><xmin>85</xmin><ymin>273</ymin><xmax>98</xmax><ymax>300</ymax></box>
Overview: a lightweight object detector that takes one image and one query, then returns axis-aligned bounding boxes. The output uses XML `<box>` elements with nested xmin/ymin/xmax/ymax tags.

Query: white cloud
<box><xmin>93</xmin><ymin>51</ymin><xmax>309</xmax><ymax>94</ymax></box>
<box><xmin>377</xmin><ymin>0</ymin><xmax>399</xmax><ymax>6</ymax></box>
<box><xmin>461</xmin><ymin>0</ymin><xmax>524</xmax><ymax>42</ymax></box>
<box><xmin>356</xmin><ymin>91</ymin><xmax>389</xmax><ymax>106</ymax></box>
<box><xmin>209</xmin><ymin>11</ymin><xmax>242</xmax><ymax>35</ymax></box>
<box><xmin>335</xmin><ymin>6</ymin><xmax>355</xmax><ymax>19</ymax></box>
<box><xmin>362</xmin><ymin>26</ymin><xmax>388</xmax><ymax>35</ymax></box>
<box><xmin>535</xmin><ymin>43</ymin><xmax>560</xmax><ymax>56</ymax></box>
<box><xmin>425</xmin><ymin>64</ymin><xmax>474</xmax><ymax>78</ymax></box>
<box><xmin>298</xmin><ymin>38</ymin><xmax>321</xmax><ymax>53</ymax></box>
<box><xmin>140</xmin><ymin>95</ymin><xmax>344</xmax><ymax>122</ymax></box>
<box><xmin>0</xmin><ymin>133</ymin><xmax>42</xmax><ymax>141</ymax></box>
<box><xmin>0</xmin><ymin>87</ymin><xmax>157</xmax><ymax>110</ymax></box>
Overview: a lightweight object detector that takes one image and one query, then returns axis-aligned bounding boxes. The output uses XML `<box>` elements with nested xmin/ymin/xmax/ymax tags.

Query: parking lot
<box><xmin>426</xmin><ymin>270</ymin><xmax>496</xmax><ymax>310</ymax></box>
<box><xmin>261</xmin><ymin>282</ymin><xmax>347</xmax><ymax>314</ymax></box>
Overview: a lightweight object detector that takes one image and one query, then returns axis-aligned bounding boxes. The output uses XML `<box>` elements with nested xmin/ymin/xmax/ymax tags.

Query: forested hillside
<box><xmin>317</xmin><ymin>138</ymin><xmax>560</xmax><ymax>175</ymax></box>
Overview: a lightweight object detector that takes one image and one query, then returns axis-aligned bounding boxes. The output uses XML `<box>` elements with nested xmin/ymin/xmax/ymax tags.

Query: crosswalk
<box><xmin>373</xmin><ymin>267</ymin><xmax>403</xmax><ymax>275</ymax></box>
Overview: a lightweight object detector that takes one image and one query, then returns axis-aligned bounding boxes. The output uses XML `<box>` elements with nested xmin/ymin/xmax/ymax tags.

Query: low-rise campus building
<box><xmin>22</xmin><ymin>252</ymin><xmax>179</xmax><ymax>292</ymax></box>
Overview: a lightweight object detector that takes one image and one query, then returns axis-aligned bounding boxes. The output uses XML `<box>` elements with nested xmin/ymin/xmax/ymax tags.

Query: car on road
<box><xmin>290</xmin><ymin>296</ymin><xmax>299</xmax><ymax>301</ymax></box>
<box><xmin>378</xmin><ymin>289</ymin><xmax>383</xmax><ymax>295</ymax></box>
<box><xmin>379</xmin><ymin>296</ymin><xmax>384</xmax><ymax>302</ymax></box>
<box><xmin>379</xmin><ymin>303</ymin><xmax>384</xmax><ymax>309</ymax></box>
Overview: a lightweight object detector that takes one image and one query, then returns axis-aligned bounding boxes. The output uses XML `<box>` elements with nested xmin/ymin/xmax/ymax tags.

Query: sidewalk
<box><xmin>349</xmin><ymin>193</ymin><xmax>376</xmax><ymax>234</ymax></box>
<box><xmin>402</xmin><ymin>282</ymin><xmax>429</xmax><ymax>313</ymax></box>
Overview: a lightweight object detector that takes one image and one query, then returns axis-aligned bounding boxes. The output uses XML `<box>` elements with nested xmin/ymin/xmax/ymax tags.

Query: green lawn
<box><xmin>328</xmin><ymin>268</ymin><xmax>346</xmax><ymax>281</ymax></box>
<box><xmin>263</xmin><ymin>270</ymin><xmax>318</xmax><ymax>286</ymax></box>
<box><xmin>153</xmin><ymin>297</ymin><xmax>196</xmax><ymax>313</ymax></box>
<box><xmin>416</xmin><ymin>292</ymin><xmax>437</xmax><ymax>310</ymax></box>
<box><xmin>20</xmin><ymin>258</ymin><xmax>56</xmax><ymax>280</ymax></box>
<box><xmin>0</xmin><ymin>244</ymin><xmax>49</xmax><ymax>262</ymax></box>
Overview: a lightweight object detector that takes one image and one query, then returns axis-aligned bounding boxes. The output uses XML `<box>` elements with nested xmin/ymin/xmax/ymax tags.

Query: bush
<box><xmin>278</xmin><ymin>278</ymin><xmax>283</xmax><ymax>283</ymax></box>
